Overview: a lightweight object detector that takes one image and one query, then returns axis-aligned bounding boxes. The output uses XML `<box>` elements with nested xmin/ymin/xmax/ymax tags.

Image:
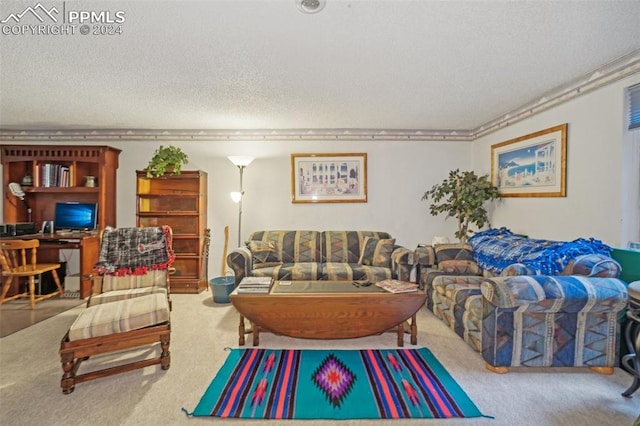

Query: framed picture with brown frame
<box><xmin>491</xmin><ymin>124</ymin><xmax>567</xmax><ymax>197</ymax></box>
<box><xmin>291</xmin><ymin>153</ymin><xmax>367</xmax><ymax>203</ymax></box>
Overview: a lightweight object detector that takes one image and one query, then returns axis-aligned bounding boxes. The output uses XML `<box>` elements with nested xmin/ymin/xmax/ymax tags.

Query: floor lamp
<box><xmin>228</xmin><ymin>156</ymin><xmax>254</xmax><ymax>247</ymax></box>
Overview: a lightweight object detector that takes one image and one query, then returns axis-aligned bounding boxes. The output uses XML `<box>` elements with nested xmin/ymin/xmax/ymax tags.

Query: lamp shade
<box><xmin>230</xmin><ymin>191</ymin><xmax>242</xmax><ymax>203</ymax></box>
<box><xmin>228</xmin><ymin>156</ymin><xmax>254</xmax><ymax>167</ymax></box>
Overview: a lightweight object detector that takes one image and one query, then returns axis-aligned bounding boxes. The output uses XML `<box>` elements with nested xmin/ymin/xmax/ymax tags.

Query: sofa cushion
<box><xmin>68</xmin><ymin>292</ymin><xmax>169</xmax><ymax>341</ymax></box>
<box><xmin>247</xmin><ymin>240</ymin><xmax>282</xmax><ymax>269</ymax></box>
<box><xmin>100</xmin><ymin>270</ymin><xmax>168</xmax><ymax>292</ymax></box>
<box><xmin>358</xmin><ymin>237</ymin><xmax>395</xmax><ymax>268</ymax></box>
<box><xmin>322</xmin><ymin>231</ymin><xmax>393</xmax><ymax>263</ymax></box>
<box><xmin>251</xmin><ymin>262</ymin><xmax>322</xmax><ymax>281</ymax></box>
<box><xmin>323</xmin><ymin>262</ymin><xmax>392</xmax><ymax>282</ymax></box>
<box><xmin>88</xmin><ymin>286</ymin><xmax>168</xmax><ymax>306</ymax></box>
<box><xmin>438</xmin><ymin>259</ymin><xmax>482</xmax><ymax>275</ymax></box>
<box><xmin>434</xmin><ymin>243</ymin><xmax>474</xmax><ymax>262</ymax></box>
<box><xmin>249</xmin><ymin>230</ymin><xmax>322</xmax><ymax>263</ymax></box>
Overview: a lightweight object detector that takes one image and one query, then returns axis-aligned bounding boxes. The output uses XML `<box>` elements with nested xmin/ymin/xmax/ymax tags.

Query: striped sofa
<box><xmin>416</xmin><ymin>241</ymin><xmax>628</xmax><ymax>373</ymax></box>
<box><xmin>227</xmin><ymin>230</ymin><xmax>414</xmax><ymax>286</ymax></box>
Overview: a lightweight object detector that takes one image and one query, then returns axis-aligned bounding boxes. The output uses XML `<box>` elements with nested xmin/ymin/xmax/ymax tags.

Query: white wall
<box><xmin>4</xmin><ymin>73</ymin><xmax>637</xmax><ymax>278</ymax></box>
<box><xmin>472</xmin><ymin>73</ymin><xmax>640</xmax><ymax>247</ymax></box>
<box><xmin>0</xmin><ymin>139</ymin><xmax>471</xmax><ymax>278</ymax></box>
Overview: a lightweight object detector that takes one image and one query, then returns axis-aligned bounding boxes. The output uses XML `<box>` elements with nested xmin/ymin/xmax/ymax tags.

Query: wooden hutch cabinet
<box><xmin>136</xmin><ymin>170</ymin><xmax>208</xmax><ymax>293</ymax></box>
<box><xmin>1</xmin><ymin>145</ymin><xmax>121</xmax><ymax>299</ymax></box>
<box><xmin>1</xmin><ymin>145</ymin><xmax>121</xmax><ymax>230</ymax></box>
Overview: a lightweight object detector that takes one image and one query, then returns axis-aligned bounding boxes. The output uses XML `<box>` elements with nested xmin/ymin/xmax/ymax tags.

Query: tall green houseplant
<box><xmin>146</xmin><ymin>145</ymin><xmax>189</xmax><ymax>178</ymax></box>
<box><xmin>422</xmin><ymin>169</ymin><xmax>500</xmax><ymax>243</ymax></box>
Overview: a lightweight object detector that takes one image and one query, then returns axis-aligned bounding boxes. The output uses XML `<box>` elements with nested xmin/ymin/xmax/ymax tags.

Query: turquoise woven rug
<box><xmin>188</xmin><ymin>347</ymin><xmax>486</xmax><ymax>420</ymax></box>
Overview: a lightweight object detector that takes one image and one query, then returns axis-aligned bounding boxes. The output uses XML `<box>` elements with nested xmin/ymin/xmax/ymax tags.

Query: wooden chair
<box><xmin>59</xmin><ymin>226</ymin><xmax>174</xmax><ymax>394</ymax></box>
<box><xmin>0</xmin><ymin>239</ymin><xmax>64</xmax><ymax>309</ymax></box>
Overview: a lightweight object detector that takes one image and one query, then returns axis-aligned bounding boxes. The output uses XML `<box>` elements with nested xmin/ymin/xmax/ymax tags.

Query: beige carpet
<box><xmin>0</xmin><ymin>291</ymin><xmax>638</xmax><ymax>426</ymax></box>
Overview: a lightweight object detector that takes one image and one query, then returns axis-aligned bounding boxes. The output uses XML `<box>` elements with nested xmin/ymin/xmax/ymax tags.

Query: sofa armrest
<box><xmin>481</xmin><ymin>276</ymin><xmax>547</xmax><ymax>309</ymax></box>
<box><xmin>562</xmin><ymin>254</ymin><xmax>621</xmax><ymax>278</ymax></box>
<box><xmin>391</xmin><ymin>246</ymin><xmax>414</xmax><ymax>282</ymax></box>
<box><xmin>414</xmin><ymin>245</ymin><xmax>435</xmax><ymax>267</ymax></box>
<box><xmin>227</xmin><ymin>247</ymin><xmax>252</xmax><ymax>286</ymax></box>
<box><xmin>481</xmin><ymin>275</ymin><xmax>628</xmax><ymax>312</ymax></box>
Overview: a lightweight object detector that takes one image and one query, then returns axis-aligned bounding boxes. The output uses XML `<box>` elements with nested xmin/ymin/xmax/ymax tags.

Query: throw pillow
<box><xmin>358</xmin><ymin>237</ymin><xmax>396</xmax><ymax>268</ymax></box>
<box><xmin>246</xmin><ymin>240</ymin><xmax>282</xmax><ymax>269</ymax></box>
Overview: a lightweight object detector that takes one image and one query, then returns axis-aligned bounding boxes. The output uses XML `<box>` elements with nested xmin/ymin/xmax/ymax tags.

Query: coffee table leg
<box><xmin>252</xmin><ymin>322</ymin><xmax>259</xmax><ymax>346</ymax></box>
<box><xmin>397</xmin><ymin>322</ymin><xmax>404</xmax><ymax>347</ymax></box>
<box><xmin>410</xmin><ymin>314</ymin><xmax>417</xmax><ymax>345</ymax></box>
<box><xmin>238</xmin><ymin>315</ymin><xmax>246</xmax><ymax>346</ymax></box>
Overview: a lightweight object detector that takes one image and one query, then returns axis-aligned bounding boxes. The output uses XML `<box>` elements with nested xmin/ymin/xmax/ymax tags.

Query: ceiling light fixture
<box><xmin>296</xmin><ymin>0</ymin><xmax>326</xmax><ymax>14</ymax></box>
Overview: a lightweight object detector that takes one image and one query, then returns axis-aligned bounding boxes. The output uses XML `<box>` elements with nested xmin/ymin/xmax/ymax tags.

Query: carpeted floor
<box><xmin>0</xmin><ymin>295</ymin><xmax>83</xmax><ymax>337</ymax></box>
<box><xmin>0</xmin><ymin>291</ymin><xmax>639</xmax><ymax>425</ymax></box>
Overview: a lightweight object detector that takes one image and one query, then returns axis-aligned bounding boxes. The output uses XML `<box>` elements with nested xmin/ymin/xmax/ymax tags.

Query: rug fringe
<box><xmin>181</xmin><ymin>407</ymin><xmax>193</xmax><ymax>416</ymax></box>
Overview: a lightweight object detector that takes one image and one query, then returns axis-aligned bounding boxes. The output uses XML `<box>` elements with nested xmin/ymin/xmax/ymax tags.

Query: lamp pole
<box><xmin>228</xmin><ymin>156</ymin><xmax>254</xmax><ymax>248</ymax></box>
<box><xmin>236</xmin><ymin>165</ymin><xmax>245</xmax><ymax>247</ymax></box>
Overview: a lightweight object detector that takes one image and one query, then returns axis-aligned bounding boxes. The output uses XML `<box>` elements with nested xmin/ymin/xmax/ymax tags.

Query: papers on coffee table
<box><xmin>237</xmin><ymin>276</ymin><xmax>273</xmax><ymax>294</ymax></box>
<box><xmin>375</xmin><ymin>279</ymin><xmax>419</xmax><ymax>293</ymax></box>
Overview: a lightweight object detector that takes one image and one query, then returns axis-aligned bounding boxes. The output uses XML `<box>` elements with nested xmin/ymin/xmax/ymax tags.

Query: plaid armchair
<box><xmin>59</xmin><ymin>226</ymin><xmax>175</xmax><ymax>394</ymax></box>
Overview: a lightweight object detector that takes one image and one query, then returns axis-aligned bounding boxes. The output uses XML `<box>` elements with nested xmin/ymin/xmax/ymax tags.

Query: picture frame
<box><xmin>291</xmin><ymin>153</ymin><xmax>367</xmax><ymax>203</ymax></box>
<box><xmin>491</xmin><ymin>124</ymin><xmax>567</xmax><ymax>197</ymax></box>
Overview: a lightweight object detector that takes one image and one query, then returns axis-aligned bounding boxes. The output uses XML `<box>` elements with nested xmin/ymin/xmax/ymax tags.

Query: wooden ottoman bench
<box><xmin>59</xmin><ymin>292</ymin><xmax>171</xmax><ymax>394</ymax></box>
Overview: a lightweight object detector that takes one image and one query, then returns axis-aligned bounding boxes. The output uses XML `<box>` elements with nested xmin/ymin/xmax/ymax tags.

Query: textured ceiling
<box><xmin>1</xmin><ymin>0</ymin><xmax>639</xmax><ymax>133</ymax></box>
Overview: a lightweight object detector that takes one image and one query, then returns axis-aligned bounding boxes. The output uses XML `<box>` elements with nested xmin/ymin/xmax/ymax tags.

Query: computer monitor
<box><xmin>54</xmin><ymin>202</ymin><xmax>98</xmax><ymax>231</ymax></box>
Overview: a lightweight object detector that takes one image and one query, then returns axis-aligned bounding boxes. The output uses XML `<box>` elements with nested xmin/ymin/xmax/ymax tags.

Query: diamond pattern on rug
<box><xmin>312</xmin><ymin>353</ymin><xmax>356</xmax><ymax>408</ymax></box>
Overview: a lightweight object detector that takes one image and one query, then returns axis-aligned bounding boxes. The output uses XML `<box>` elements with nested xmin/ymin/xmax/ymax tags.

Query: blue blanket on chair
<box><xmin>467</xmin><ymin>228</ymin><xmax>612</xmax><ymax>275</ymax></box>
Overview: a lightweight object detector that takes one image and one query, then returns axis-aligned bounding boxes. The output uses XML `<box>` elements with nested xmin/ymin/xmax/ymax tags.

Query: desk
<box><xmin>1</xmin><ymin>233</ymin><xmax>100</xmax><ymax>299</ymax></box>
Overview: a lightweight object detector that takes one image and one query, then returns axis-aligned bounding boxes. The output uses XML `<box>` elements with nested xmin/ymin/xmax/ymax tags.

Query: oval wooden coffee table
<box><xmin>229</xmin><ymin>280</ymin><xmax>426</xmax><ymax>346</ymax></box>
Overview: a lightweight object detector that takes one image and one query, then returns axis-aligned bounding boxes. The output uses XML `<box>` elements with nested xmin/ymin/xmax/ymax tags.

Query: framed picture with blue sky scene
<box><xmin>491</xmin><ymin>123</ymin><xmax>567</xmax><ymax>197</ymax></box>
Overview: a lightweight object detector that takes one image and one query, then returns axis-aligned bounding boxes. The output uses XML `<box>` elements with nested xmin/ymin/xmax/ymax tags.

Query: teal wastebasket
<box><xmin>210</xmin><ymin>276</ymin><xmax>235</xmax><ymax>303</ymax></box>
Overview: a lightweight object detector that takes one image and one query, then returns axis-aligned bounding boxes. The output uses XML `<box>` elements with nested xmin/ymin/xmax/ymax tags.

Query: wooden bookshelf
<box><xmin>136</xmin><ymin>170</ymin><xmax>209</xmax><ymax>293</ymax></box>
<box><xmin>1</xmin><ymin>145</ymin><xmax>121</xmax><ymax>230</ymax></box>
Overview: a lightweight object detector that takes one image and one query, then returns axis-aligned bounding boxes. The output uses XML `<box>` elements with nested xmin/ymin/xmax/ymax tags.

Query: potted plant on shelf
<box><xmin>145</xmin><ymin>145</ymin><xmax>189</xmax><ymax>178</ymax></box>
<box><xmin>421</xmin><ymin>169</ymin><xmax>500</xmax><ymax>243</ymax></box>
